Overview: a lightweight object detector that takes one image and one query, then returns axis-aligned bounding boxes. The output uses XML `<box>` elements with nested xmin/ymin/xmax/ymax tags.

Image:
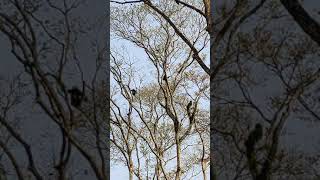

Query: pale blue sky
<box><xmin>110</xmin><ymin>13</ymin><xmax>210</xmax><ymax>180</ymax></box>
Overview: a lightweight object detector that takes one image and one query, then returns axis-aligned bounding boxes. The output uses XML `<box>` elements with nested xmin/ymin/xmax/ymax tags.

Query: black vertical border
<box><xmin>106</xmin><ymin>0</ymin><xmax>111</xmax><ymax>180</ymax></box>
<box><xmin>210</xmin><ymin>0</ymin><xmax>215</xmax><ymax>179</ymax></box>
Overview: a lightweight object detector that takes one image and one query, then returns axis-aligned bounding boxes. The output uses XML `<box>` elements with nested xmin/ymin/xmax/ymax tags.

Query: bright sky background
<box><xmin>109</xmin><ymin>1</ymin><xmax>211</xmax><ymax>179</ymax></box>
<box><xmin>109</xmin><ymin>15</ymin><xmax>210</xmax><ymax>180</ymax></box>
<box><xmin>110</xmin><ymin>37</ymin><xmax>148</xmax><ymax>180</ymax></box>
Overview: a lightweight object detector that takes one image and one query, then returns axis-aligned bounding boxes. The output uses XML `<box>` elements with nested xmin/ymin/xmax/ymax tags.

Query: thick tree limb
<box><xmin>280</xmin><ymin>0</ymin><xmax>320</xmax><ymax>46</ymax></box>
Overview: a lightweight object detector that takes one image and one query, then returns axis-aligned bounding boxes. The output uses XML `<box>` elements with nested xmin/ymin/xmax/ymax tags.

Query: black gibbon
<box><xmin>187</xmin><ymin>100</ymin><xmax>195</xmax><ymax>124</ymax></box>
<box><xmin>245</xmin><ymin>123</ymin><xmax>263</xmax><ymax>156</ymax></box>
<box><xmin>162</xmin><ymin>74</ymin><xmax>170</xmax><ymax>81</ymax></box>
<box><xmin>162</xmin><ymin>75</ymin><xmax>167</xmax><ymax>81</ymax></box>
<box><xmin>187</xmin><ymin>101</ymin><xmax>192</xmax><ymax>115</ymax></box>
<box><xmin>68</xmin><ymin>85</ymin><xmax>87</xmax><ymax>108</ymax></box>
<box><xmin>130</xmin><ymin>89</ymin><xmax>137</xmax><ymax>96</ymax></box>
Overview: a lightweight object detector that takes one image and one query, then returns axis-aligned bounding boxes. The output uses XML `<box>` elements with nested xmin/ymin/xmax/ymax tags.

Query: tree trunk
<box><xmin>175</xmin><ymin>133</ymin><xmax>181</xmax><ymax>180</ymax></box>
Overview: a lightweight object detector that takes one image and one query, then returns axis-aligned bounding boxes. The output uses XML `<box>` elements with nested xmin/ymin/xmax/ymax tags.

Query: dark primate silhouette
<box><xmin>130</xmin><ymin>89</ymin><xmax>137</xmax><ymax>96</ymax></box>
<box><xmin>245</xmin><ymin>123</ymin><xmax>263</xmax><ymax>155</ymax></box>
<box><xmin>245</xmin><ymin>123</ymin><xmax>263</xmax><ymax>175</ymax></box>
<box><xmin>186</xmin><ymin>100</ymin><xmax>195</xmax><ymax>125</ymax></box>
<box><xmin>68</xmin><ymin>86</ymin><xmax>86</xmax><ymax>107</ymax></box>
<box><xmin>162</xmin><ymin>75</ymin><xmax>167</xmax><ymax>81</ymax></box>
<box><xmin>187</xmin><ymin>101</ymin><xmax>192</xmax><ymax>114</ymax></box>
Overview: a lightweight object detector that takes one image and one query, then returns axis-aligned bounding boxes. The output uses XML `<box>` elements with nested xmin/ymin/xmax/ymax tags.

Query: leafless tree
<box><xmin>1</xmin><ymin>0</ymin><xmax>320</xmax><ymax>180</ymax></box>
<box><xmin>0</xmin><ymin>0</ymin><xmax>108</xmax><ymax>179</ymax></box>
<box><xmin>110</xmin><ymin>1</ymin><xmax>210</xmax><ymax>179</ymax></box>
<box><xmin>210</xmin><ymin>0</ymin><xmax>320</xmax><ymax>179</ymax></box>
<box><xmin>112</xmin><ymin>0</ymin><xmax>320</xmax><ymax>180</ymax></box>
